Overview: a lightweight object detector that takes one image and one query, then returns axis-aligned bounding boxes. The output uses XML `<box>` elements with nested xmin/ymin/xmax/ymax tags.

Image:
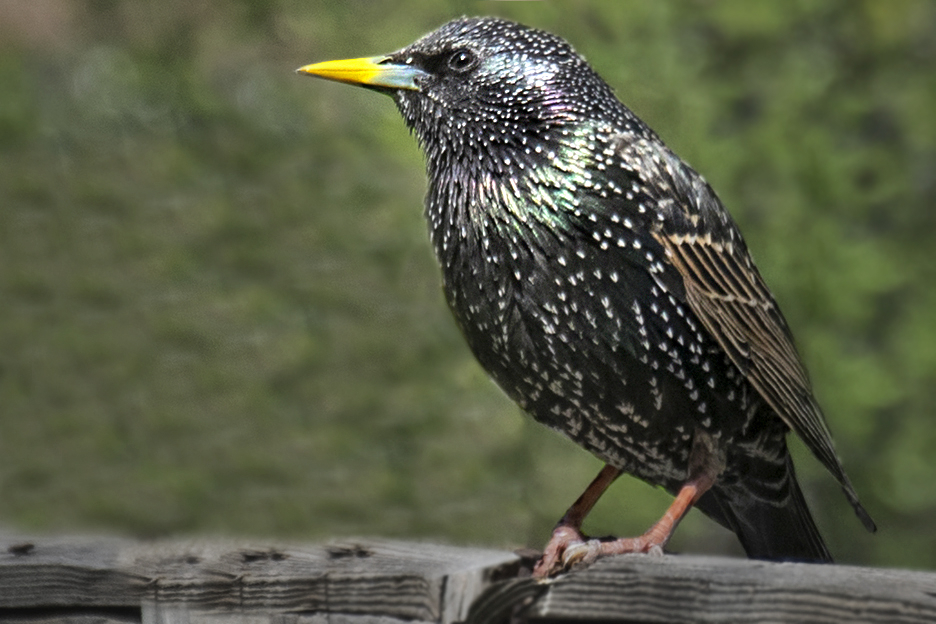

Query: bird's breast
<box><xmin>422</xmin><ymin>157</ymin><xmax>756</xmax><ymax>485</ymax></box>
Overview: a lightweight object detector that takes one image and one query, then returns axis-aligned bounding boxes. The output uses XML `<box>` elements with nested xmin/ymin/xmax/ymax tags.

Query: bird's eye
<box><xmin>447</xmin><ymin>49</ymin><xmax>477</xmax><ymax>73</ymax></box>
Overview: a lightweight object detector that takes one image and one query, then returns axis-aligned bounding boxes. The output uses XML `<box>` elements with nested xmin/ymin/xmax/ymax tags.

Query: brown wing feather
<box><xmin>655</xmin><ymin>229</ymin><xmax>874</xmax><ymax>532</ymax></box>
<box><xmin>623</xmin><ymin>141</ymin><xmax>876</xmax><ymax>532</ymax></box>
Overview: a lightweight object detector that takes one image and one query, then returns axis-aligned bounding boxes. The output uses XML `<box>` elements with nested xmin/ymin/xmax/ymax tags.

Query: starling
<box><xmin>298</xmin><ymin>17</ymin><xmax>876</xmax><ymax>576</ymax></box>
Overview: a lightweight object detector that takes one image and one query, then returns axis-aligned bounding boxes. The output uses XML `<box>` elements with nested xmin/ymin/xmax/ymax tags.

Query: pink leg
<box><xmin>533</xmin><ymin>464</ymin><xmax>621</xmax><ymax>579</ymax></box>
<box><xmin>561</xmin><ymin>468</ymin><xmax>716</xmax><ymax>568</ymax></box>
<box><xmin>538</xmin><ymin>432</ymin><xmax>724</xmax><ymax>577</ymax></box>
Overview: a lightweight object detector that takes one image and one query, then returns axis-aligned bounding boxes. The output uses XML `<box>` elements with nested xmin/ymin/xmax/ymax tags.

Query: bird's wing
<box><xmin>654</xmin><ymin>224</ymin><xmax>830</xmax><ymax>460</ymax></box>
<box><xmin>631</xmin><ymin>143</ymin><xmax>875</xmax><ymax>531</ymax></box>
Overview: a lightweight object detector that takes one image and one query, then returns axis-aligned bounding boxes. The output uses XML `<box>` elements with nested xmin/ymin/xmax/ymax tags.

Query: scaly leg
<box><xmin>532</xmin><ymin>464</ymin><xmax>622</xmax><ymax>579</ymax></box>
<box><xmin>560</xmin><ymin>468</ymin><xmax>716</xmax><ymax>568</ymax></box>
<box><xmin>538</xmin><ymin>432</ymin><xmax>724</xmax><ymax>577</ymax></box>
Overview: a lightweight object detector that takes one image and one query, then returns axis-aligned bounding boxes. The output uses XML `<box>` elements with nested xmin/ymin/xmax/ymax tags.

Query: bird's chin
<box><xmin>393</xmin><ymin>92</ymin><xmax>428</xmax><ymax>136</ymax></box>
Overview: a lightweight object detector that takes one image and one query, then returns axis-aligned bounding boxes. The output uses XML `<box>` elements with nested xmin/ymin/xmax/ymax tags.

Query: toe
<box><xmin>561</xmin><ymin>539</ymin><xmax>601</xmax><ymax>569</ymax></box>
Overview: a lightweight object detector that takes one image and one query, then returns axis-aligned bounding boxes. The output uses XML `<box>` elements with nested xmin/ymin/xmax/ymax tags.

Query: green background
<box><xmin>1</xmin><ymin>0</ymin><xmax>934</xmax><ymax>569</ymax></box>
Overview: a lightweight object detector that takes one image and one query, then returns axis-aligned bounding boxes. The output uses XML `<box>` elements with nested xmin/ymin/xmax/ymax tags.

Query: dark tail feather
<box><xmin>694</xmin><ymin>453</ymin><xmax>832</xmax><ymax>563</ymax></box>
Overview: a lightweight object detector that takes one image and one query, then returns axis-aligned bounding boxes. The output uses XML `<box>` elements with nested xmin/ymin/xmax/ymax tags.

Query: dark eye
<box><xmin>447</xmin><ymin>49</ymin><xmax>476</xmax><ymax>73</ymax></box>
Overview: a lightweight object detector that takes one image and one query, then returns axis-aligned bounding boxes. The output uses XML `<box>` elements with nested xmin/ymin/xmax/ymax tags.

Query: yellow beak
<box><xmin>296</xmin><ymin>56</ymin><xmax>426</xmax><ymax>91</ymax></box>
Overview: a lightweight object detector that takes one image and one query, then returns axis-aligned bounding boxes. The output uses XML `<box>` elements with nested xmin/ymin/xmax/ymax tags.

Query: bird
<box><xmin>298</xmin><ymin>16</ymin><xmax>876</xmax><ymax>577</ymax></box>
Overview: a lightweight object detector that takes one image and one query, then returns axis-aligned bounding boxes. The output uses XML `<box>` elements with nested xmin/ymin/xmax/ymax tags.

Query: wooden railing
<box><xmin>1</xmin><ymin>535</ymin><xmax>934</xmax><ymax>623</ymax></box>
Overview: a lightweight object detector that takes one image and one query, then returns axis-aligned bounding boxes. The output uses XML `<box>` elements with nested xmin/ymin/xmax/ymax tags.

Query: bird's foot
<box><xmin>535</xmin><ymin>524</ymin><xmax>670</xmax><ymax>579</ymax></box>
<box><xmin>561</xmin><ymin>532</ymin><xmax>666</xmax><ymax>570</ymax></box>
<box><xmin>532</xmin><ymin>525</ymin><xmax>589</xmax><ymax>579</ymax></box>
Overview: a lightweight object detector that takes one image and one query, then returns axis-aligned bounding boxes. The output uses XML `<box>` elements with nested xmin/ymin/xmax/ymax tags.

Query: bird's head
<box><xmin>298</xmin><ymin>17</ymin><xmax>629</xmax><ymax>161</ymax></box>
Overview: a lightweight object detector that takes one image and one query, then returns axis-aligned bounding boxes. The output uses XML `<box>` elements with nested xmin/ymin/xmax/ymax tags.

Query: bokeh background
<box><xmin>1</xmin><ymin>0</ymin><xmax>934</xmax><ymax>570</ymax></box>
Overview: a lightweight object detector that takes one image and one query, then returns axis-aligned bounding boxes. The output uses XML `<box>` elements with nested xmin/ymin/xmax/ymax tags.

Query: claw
<box><xmin>561</xmin><ymin>539</ymin><xmax>602</xmax><ymax>569</ymax></box>
<box><xmin>533</xmin><ymin>525</ymin><xmax>587</xmax><ymax>579</ymax></box>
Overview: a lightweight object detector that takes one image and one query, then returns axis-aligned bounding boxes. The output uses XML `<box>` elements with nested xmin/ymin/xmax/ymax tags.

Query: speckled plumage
<box><xmin>301</xmin><ymin>16</ymin><xmax>875</xmax><ymax>564</ymax></box>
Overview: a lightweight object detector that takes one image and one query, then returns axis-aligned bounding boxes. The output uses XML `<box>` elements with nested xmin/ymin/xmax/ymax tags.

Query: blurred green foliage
<box><xmin>0</xmin><ymin>0</ymin><xmax>934</xmax><ymax>569</ymax></box>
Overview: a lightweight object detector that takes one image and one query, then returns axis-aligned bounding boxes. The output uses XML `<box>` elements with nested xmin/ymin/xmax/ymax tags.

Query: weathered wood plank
<box><xmin>0</xmin><ymin>611</ymin><xmax>140</xmax><ymax>624</ymax></box>
<box><xmin>523</xmin><ymin>554</ymin><xmax>936</xmax><ymax>623</ymax></box>
<box><xmin>0</xmin><ymin>537</ymin><xmax>519</xmax><ymax>624</ymax></box>
<box><xmin>4</xmin><ymin>536</ymin><xmax>936</xmax><ymax>624</ymax></box>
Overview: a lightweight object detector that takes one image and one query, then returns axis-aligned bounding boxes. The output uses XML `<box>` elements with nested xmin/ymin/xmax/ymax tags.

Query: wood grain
<box><xmin>525</xmin><ymin>554</ymin><xmax>936</xmax><ymax>623</ymax></box>
<box><xmin>0</xmin><ymin>536</ymin><xmax>519</xmax><ymax>624</ymax></box>
<box><xmin>3</xmin><ymin>537</ymin><xmax>936</xmax><ymax>624</ymax></box>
